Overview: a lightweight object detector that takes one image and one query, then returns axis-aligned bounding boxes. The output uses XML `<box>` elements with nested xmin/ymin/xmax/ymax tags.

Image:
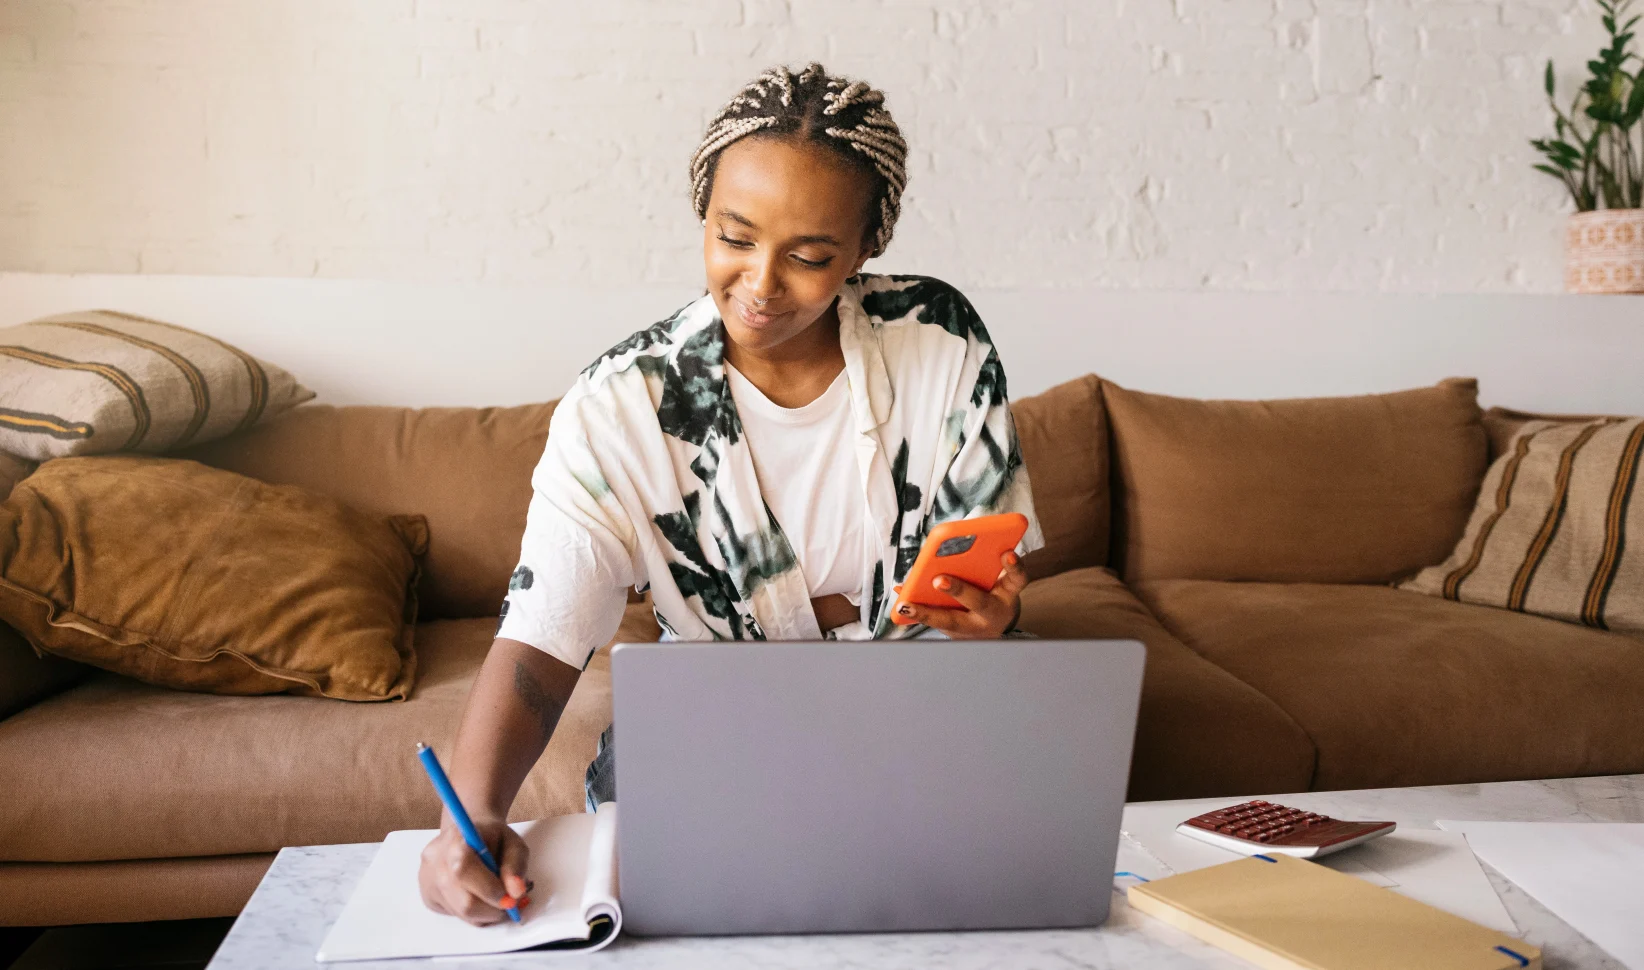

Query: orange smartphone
<box><xmin>891</xmin><ymin>512</ymin><xmax>1029</xmax><ymax>623</ymax></box>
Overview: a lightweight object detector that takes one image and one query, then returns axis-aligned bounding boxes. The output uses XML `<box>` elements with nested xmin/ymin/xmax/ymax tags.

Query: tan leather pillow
<box><xmin>181</xmin><ymin>402</ymin><xmax>556</xmax><ymax>620</ymax></box>
<box><xmin>0</xmin><ymin>456</ymin><xmax>428</xmax><ymax>701</ymax></box>
<box><xmin>1106</xmin><ymin>378</ymin><xmax>1488</xmax><ymax>585</ymax></box>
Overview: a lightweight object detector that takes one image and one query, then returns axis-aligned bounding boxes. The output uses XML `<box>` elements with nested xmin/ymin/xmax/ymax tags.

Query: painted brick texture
<box><xmin>0</xmin><ymin>1</ymin><xmax>1609</xmax><ymax>291</ymax></box>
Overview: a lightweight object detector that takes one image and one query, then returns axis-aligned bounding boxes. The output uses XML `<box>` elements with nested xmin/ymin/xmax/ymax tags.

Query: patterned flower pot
<box><xmin>1565</xmin><ymin>209</ymin><xmax>1644</xmax><ymax>294</ymax></box>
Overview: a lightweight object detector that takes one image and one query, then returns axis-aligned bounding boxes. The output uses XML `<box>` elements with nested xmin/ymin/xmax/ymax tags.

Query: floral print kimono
<box><xmin>495</xmin><ymin>273</ymin><xmax>1043</xmax><ymax>806</ymax></box>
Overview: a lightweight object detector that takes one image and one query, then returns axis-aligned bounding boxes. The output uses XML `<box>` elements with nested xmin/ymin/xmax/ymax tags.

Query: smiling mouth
<box><xmin>732</xmin><ymin>297</ymin><xmax>788</xmax><ymax>327</ymax></box>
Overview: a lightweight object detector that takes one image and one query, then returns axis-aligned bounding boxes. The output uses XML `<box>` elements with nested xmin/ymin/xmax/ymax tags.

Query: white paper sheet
<box><xmin>1437</xmin><ymin>820</ymin><xmax>1644</xmax><ymax>970</ymax></box>
<box><xmin>1122</xmin><ymin>800</ymin><xmax>1517</xmax><ymax>934</ymax></box>
<box><xmin>316</xmin><ymin>804</ymin><xmax>621</xmax><ymax>963</ymax></box>
<box><xmin>1112</xmin><ymin>832</ymin><xmax>1172</xmax><ymax>892</ymax></box>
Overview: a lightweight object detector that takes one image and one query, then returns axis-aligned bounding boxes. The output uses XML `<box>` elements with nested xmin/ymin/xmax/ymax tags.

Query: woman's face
<box><xmin>702</xmin><ymin>136</ymin><xmax>875</xmax><ymax>356</ymax></box>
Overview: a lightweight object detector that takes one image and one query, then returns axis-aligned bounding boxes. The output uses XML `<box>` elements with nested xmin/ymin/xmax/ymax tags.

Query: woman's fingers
<box><xmin>996</xmin><ymin>552</ymin><xmax>1029</xmax><ymax>597</ymax></box>
<box><xmin>417</xmin><ymin>852</ymin><xmax>450</xmax><ymax>915</ymax></box>
<box><xmin>449</xmin><ymin>842</ymin><xmax>512</xmax><ymax>925</ymax></box>
<box><xmin>896</xmin><ymin>552</ymin><xmax>1029</xmax><ymax>638</ymax></box>
<box><xmin>932</xmin><ymin>574</ymin><xmax>990</xmax><ymax>613</ymax></box>
<box><xmin>416</xmin><ymin>823</ymin><xmax>526</xmax><ymax>926</ymax></box>
<box><xmin>902</xmin><ymin>602</ymin><xmax>987</xmax><ymax>637</ymax></box>
<box><xmin>497</xmin><ymin>828</ymin><xmax>532</xmax><ymax>902</ymax></box>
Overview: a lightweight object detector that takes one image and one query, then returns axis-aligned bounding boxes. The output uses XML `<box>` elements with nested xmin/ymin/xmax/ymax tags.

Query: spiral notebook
<box><xmin>1128</xmin><ymin>852</ymin><xmax>1541</xmax><ymax>970</ymax></box>
<box><xmin>316</xmin><ymin>803</ymin><xmax>620</xmax><ymax>962</ymax></box>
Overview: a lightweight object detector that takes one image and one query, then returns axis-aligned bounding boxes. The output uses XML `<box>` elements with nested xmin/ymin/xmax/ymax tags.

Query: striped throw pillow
<box><xmin>0</xmin><ymin>310</ymin><xmax>313</xmax><ymax>461</ymax></box>
<box><xmin>1398</xmin><ymin>416</ymin><xmax>1644</xmax><ymax>635</ymax></box>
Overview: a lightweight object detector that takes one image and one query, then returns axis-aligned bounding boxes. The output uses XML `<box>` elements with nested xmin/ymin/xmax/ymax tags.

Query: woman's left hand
<box><xmin>894</xmin><ymin>552</ymin><xmax>1028</xmax><ymax>639</ymax></box>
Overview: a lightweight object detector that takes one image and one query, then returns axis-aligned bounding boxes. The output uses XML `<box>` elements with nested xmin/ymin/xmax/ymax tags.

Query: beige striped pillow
<box><xmin>1398</xmin><ymin>416</ymin><xmax>1644</xmax><ymax>636</ymax></box>
<box><xmin>0</xmin><ymin>310</ymin><xmax>313</xmax><ymax>461</ymax></box>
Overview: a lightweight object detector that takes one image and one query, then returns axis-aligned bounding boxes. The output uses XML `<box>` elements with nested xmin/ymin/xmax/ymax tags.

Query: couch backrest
<box><xmin>176</xmin><ymin>375</ymin><xmax>1120</xmax><ymax>619</ymax></box>
<box><xmin>1103</xmin><ymin>377</ymin><xmax>1489</xmax><ymax>585</ymax></box>
<box><xmin>1011</xmin><ymin>375</ymin><xmax>1110</xmax><ymax>579</ymax></box>
<box><xmin>183</xmin><ymin>402</ymin><xmax>555</xmax><ymax>621</ymax></box>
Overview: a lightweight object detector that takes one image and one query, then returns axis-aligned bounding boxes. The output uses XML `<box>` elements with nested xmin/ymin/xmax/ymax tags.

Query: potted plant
<box><xmin>1532</xmin><ymin>0</ymin><xmax>1644</xmax><ymax>293</ymax></box>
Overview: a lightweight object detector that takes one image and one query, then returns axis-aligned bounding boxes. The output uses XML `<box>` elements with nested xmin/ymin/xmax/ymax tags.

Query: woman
<box><xmin>418</xmin><ymin>63</ymin><xmax>1043</xmax><ymax>924</ymax></box>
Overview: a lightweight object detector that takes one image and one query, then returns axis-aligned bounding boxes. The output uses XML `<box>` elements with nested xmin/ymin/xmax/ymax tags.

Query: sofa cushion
<box><xmin>182</xmin><ymin>402</ymin><xmax>556</xmax><ymax>621</ymax></box>
<box><xmin>0</xmin><ymin>456</ymin><xmax>428</xmax><ymax>701</ymax></box>
<box><xmin>1131</xmin><ymin>579</ymin><xmax>1644</xmax><ymax>791</ymax></box>
<box><xmin>0</xmin><ymin>604</ymin><xmax>658</xmax><ymax>863</ymax></box>
<box><xmin>0</xmin><ymin>310</ymin><xmax>315</xmax><ymax>461</ymax></box>
<box><xmin>1018</xmin><ymin>567</ymin><xmax>1315</xmax><ymax>799</ymax></box>
<box><xmin>1012</xmin><ymin>375</ymin><xmax>1109</xmax><ymax>580</ymax></box>
<box><xmin>0</xmin><ymin>854</ymin><xmax>273</xmax><ymax>926</ymax></box>
<box><xmin>1400</xmin><ymin>417</ymin><xmax>1644</xmax><ymax>636</ymax></box>
<box><xmin>1105</xmin><ymin>379</ymin><xmax>1488</xmax><ymax>585</ymax></box>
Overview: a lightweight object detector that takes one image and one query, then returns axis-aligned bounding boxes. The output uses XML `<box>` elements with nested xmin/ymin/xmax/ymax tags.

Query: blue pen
<box><xmin>416</xmin><ymin>741</ymin><xmax>522</xmax><ymax>924</ymax></box>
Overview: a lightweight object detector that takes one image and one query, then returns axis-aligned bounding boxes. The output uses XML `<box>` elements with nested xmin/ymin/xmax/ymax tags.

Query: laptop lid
<box><xmin>611</xmin><ymin>638</ymin><xmax>1146</xmax><ymax>936</ymax></box>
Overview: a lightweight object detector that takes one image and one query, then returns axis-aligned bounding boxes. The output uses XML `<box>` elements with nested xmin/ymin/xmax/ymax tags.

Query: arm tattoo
<box><xmin>512</xmin><ymin>660</ymin><xmax>562</xmax><ymax>741</ymax></box>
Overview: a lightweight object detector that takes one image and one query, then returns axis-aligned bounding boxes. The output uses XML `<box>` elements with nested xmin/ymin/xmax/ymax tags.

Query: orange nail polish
<box><xmin>498</xmin><ymin>895</ymin><xmax>517</xmax><ymax>909</ymax></box>
<box><xmin>518</xmin><ymin>895</ymin><xmax>532</xmax><ymax>907</ymax></box>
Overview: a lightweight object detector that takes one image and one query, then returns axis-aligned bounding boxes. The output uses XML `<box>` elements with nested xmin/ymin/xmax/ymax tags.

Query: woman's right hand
<box><xmin>418</xmin><ymin>817</ymin><xmax>532</xmax><ymax>925</ymax></box>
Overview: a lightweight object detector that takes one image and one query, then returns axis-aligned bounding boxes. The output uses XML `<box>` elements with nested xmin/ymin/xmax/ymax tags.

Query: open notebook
<box><xmin>316</xmin><ymin>803</ymin><xmax>620</xmax><ymax>962</ymax></box>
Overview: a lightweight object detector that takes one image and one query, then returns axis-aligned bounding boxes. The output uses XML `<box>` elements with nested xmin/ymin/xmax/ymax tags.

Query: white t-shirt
<box><xmin>725</xmin><ymin>361</ymin><xmax>868</xmax><ymax>602</ymax></box>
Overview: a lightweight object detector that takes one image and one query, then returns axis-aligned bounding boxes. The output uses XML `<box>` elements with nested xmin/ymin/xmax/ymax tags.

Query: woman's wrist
<box><xmin>1002</xmin><ymin>598</ymin><xmax>1022</xmax><ymax>635</ymax></box>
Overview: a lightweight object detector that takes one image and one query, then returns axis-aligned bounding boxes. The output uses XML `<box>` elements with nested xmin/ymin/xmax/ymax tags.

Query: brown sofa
<box><xmin>1</xmin><ymin>374</ymin><xmax>1640</xmax><ymax>927</ymax></box>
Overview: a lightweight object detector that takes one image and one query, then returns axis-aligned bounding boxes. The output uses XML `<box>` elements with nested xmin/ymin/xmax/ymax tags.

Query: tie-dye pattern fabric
<box><xmin>497</xmin><ymin>273</ymin><xmax>1044</xmax><ymax>668</ymax></box>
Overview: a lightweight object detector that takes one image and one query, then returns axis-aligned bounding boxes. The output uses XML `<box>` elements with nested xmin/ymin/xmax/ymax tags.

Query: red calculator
<box><xmin>1176</xmin><ymin>800</ymin><xmax>1396</xmax><ymax>859</ymax></box>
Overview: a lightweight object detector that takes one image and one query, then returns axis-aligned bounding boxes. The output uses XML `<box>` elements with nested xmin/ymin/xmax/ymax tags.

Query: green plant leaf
<box><xmin>1548</xmin><ymin>138</ymin><xmax>1584</xmax><ymax>161</ymax></box>
<box><xmin>1546</xmin><ymin>59</ymin><xmax>1557</xmax><ymax>96</ymax></box>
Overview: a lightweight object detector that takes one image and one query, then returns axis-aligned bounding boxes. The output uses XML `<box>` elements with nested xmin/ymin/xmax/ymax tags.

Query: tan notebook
<box><xmin>1128</xmin><ymin>853</ymin><xmax>1541</xmax><ymax>970</ymax></box>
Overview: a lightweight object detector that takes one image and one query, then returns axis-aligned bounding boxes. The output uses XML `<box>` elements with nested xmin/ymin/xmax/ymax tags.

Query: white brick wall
<box><xmin>0</xmin><ymin>0</ymin><xmax>1610</xmax><ymax>291</ymax></box>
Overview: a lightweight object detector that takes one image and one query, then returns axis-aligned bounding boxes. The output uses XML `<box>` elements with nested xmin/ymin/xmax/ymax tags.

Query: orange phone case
<box><xmin>891</xmin><ymin>512</ymin><xmax>1029</xmax><ymax>623</ymax></box>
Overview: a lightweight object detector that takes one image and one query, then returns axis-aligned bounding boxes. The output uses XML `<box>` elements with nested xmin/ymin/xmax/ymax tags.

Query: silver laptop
<box><xmin>610</xmin><ymin>637</ymin><xmax>1146</xmax><ymax>936</ymax></box>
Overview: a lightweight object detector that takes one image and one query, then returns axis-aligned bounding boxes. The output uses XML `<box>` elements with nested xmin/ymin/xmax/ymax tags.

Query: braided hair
<box><xmin>690</xmin><ymin>63</ymin><xmax>909</xmax><ymax>259</ymax></box>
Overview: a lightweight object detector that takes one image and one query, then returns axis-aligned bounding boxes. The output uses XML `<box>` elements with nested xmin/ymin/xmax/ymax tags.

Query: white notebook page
<box><xmin>316</xmin><ymin>803</ymin><xmax>620</xmax><ymax>962</ymax></box>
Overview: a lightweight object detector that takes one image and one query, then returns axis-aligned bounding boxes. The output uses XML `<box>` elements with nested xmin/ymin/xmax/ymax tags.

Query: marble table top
<box><xmin>208</xmin><ymin>773</ymin><xmax>1643</xmax><ymax>970</ymax></box>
